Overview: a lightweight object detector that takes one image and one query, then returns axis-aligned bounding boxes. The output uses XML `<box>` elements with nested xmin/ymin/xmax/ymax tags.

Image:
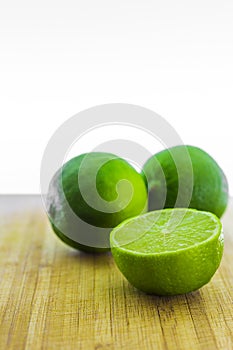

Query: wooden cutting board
<box><xmin>0</xmin><ymin>196</ymin><xmax>232</xmax><ymax>350</ymax></box>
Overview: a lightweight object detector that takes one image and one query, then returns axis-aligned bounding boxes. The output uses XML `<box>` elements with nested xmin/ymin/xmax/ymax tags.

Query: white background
<box><xmin>0</xmin><ymin>0</ymin><xmax>232</xmax><ymax>194</ymax></box>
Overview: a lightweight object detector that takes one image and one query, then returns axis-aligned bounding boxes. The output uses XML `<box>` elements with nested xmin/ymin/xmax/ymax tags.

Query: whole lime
<box><xmin>142</xmin><ymin>145</ymin><xmax>228</xmax><ymax>218</ymax></box>
<box><xmin>47</xmin><ymin>152</ymin><xmax>148</xmax><ymax>253</ymax></box>
<box><xmin>110</xmin><ymin>208</ymin><xmax>223</xmax><ymax>295</ymax></box>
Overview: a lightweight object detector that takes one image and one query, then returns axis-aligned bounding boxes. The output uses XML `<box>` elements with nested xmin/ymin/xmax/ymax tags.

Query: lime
<box><xmin>142</xmin><ymin>145</ymin><xmax>228</xmax><ymax>218</ymax></box>
<box><xmin>110</xmin><ymin>208</ymin><xmax>223</xmax><ymax>295</ymax></box>
<box><xmin>47</xmin><ymin>152</ymin><xmax>148</xmax><ymax>253</ymax></box>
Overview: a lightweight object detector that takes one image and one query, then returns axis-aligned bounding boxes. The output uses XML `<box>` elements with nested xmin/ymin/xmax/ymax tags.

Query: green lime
<box><xmin>47</xmin><ymin>152</ymin><xmax>148</xmax><ymax>253</ymax></box>
<box><xmin>110</xmin><ymin>208</ymin><xmax>223</xmax><ymax>295</ymax></box>
<box><xmin>142</xmin><ymin>145</ymin><xmax>228</xmax><ymax>218</ymax></box>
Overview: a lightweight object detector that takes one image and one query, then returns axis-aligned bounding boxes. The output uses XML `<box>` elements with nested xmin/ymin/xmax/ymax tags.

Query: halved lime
<box><xmin>110</xmin><ymin>208</ymin><xmax>223</xmax><ymax>295</ymax></box>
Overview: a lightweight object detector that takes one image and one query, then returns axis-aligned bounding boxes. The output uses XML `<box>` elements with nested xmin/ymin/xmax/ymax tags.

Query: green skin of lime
<box><xmin>111</xmin><ymin>235</ymin><xmax>223</xmax><ymax>295</ymax></box>
<box><xmin>110</xmin><ymin>209</ymin><xmax>224</xmax><ymax>295</ymax></box>
<box><xmin>142</xmin><ymin>145</ymin><xmax>228</xmax><ymax>218</ymax></box>
<box><xmin>51</xmin><ymin>223</ymin><xmax>109</xmax><ymax>253</ymax></box>
<box><xmin>47</xmin><ymin>152</ymin><xmax>148</xmax><ymax>253</ymax></box>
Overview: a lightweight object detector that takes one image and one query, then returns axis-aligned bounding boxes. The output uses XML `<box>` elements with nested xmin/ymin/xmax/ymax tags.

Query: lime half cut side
<box><xmin>110</xmin><ymin>209</ymin><xmax>224</xmax><ymax>295</ymax></box>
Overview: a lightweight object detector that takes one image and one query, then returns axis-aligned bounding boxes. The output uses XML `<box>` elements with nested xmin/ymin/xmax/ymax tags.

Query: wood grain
<box><xmin>0</xmin><ymin>196</ymin><xmax>233</xmax><ymax>350</ymax></box>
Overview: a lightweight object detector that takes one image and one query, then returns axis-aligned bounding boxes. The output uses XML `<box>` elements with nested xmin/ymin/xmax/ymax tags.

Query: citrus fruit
<box><xmin>110</xmin><ymin>208</ymin><xmax>223</xmax><ymax>295</ymax></box>
<box><xmin>142</xmin><ymin>145</ymin><xmax>228</xmax><ymax>218</ymax></box>
<box><xmin>47</xmin><ymin>152</ymin><xmax>148</xmax><ymax>253</ymax></box>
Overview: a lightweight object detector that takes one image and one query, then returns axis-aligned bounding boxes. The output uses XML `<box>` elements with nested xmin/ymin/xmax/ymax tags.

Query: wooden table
<box><xmin>0</xmin><ymin>196</ymin><xmax>232</xmax><ymax>350</ymax></box>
